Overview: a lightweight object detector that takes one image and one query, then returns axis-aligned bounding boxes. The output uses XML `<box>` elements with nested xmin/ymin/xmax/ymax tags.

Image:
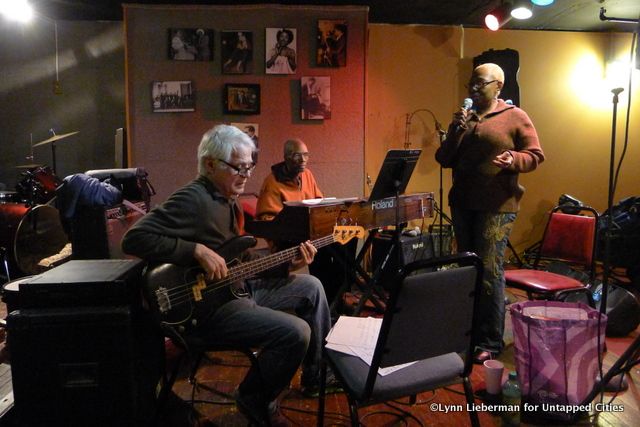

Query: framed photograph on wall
<box><xmin>168</xmin><ymin>28</ymin><xmax>214</xmax><ymax>61</ymax></box>
<box><xmin>316</xmin><ymin>20</ymin><xmax>347</xmax><ymax>67</ymax></box>
<box><xmin>151</xmin><ymin>80</ymin><xmax>195</xmax><ymax>113</ymax></box>
<box><xmin>301</xmin><ymin>76</ymin><xmax>331</xmax><ymax>120</ymax></box>
<box><xmin>265</xmin><ymin>28</ymin><xmax>297</xmax><ymax>74</ymax></box>
<box><xmin>231</xmin><ymin>122</ymin><xmax>260</xmax><ymax>162</ymax></box>
<box><xmin>224</xmin><ymin>84</ymin><xmax>260</xmax><ymax>114</ymax></box>
<box><xmin>221</xmin><ymin>31</ymin><xmax>253</xmax><ymax>74</ymax></box>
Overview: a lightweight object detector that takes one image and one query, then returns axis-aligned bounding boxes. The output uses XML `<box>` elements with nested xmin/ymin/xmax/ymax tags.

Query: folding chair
<box><xmin>505</xmin><ymin>205</ymin><xmax>598</xmax><ymax>305</ymax></box>
<box><xmin>318</xmin><ymin>252</ymin><xmax>483</xmax><ymax>427</ymax></box>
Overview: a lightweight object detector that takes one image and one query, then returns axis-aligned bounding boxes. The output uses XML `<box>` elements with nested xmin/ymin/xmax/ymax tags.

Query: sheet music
<box><xmin>287</xmin><ymin>197</ymin><xmax>360</xmax><ymax>206</ymax></box>
<box><xmin>325</xmin><ymin>316</ymin><xmax>416</xmax><ymax>376</ymax></box>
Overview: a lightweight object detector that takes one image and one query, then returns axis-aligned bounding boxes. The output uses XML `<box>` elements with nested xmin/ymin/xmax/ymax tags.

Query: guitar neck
<box><xmin>224</xmin><ymin>234</ymin><xmax>335</xmax><ymax>284</ymax></box>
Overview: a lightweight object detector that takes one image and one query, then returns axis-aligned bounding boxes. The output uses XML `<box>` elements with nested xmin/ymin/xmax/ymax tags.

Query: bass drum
<box><xmin>0</xmin><ymin>203</ymin><xmax>68</xmax><ymax>277</ymax></box>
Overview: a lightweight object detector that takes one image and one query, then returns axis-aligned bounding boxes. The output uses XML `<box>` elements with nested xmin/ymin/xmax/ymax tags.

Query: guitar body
<box><xmin>143</xmin><ymin>235</ymin><xmax>257</xmax><ymax>327</ymax></box>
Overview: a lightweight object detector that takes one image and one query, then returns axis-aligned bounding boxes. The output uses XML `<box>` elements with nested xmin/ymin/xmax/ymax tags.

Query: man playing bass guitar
<box><xmin>121</xmin><ymin>125</ymin><xmax>333</xmax><ymax>426</ymax></box>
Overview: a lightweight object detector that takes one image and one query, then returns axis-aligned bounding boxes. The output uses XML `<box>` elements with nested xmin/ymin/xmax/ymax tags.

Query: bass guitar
<box><xmin>143</xmin><ymin>225</ymin><xmax>364</xmax><ymax>328</ymax></box>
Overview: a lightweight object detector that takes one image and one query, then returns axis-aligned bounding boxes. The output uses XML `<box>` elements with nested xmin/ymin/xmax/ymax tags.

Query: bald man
<box><xmin>256</xmin><ymin>139</ymin><xmax>321</xmax><ymax>219</ymax></box>
<box><xmin>436</xmin><ymin>63</ymin><xmax>545</xmax><ymax>364</ymax></box>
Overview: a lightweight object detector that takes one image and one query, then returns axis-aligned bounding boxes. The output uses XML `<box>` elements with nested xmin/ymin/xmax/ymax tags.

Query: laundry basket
<box><xmin>510</xmin><ymin>301</ymin><xmax>607</xmax><ymax>421</ymax></box>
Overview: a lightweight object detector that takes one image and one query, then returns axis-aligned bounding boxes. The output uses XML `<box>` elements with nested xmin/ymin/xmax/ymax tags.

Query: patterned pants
<box><xmin>451</xmin><ymin>207</ymin><xmax>516</xmax><ymax>353</ymax></box>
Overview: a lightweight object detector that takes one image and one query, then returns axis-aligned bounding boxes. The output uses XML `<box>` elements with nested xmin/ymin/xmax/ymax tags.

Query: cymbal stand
<box><xmin>49</xmin><ymin>129</ymin><xmax>58</xmax><ymax>174</ymax></box>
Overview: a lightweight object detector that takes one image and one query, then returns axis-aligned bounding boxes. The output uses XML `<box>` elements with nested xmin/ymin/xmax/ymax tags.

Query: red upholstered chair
<box><xmin>239</xmin><ymin>192</ymin><xmax>258</xmax><ymax>222</ymax></box>
<box><xmin>505</xmin><ymin>206</ymin><xmax>599</xmax><ymax>306</ymax></box>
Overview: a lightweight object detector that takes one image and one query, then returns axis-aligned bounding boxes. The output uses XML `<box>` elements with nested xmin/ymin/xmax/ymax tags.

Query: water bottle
<box><xmin>502</xmin><ymin>371</ymin><xmax>521</xmax><ymax>426</ymax></box>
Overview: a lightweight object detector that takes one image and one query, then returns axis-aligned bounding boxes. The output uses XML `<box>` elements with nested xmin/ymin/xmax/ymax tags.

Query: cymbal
<box><xmin>33</xmin><ymin>131</ymin><xmax>79</xmax><ymax>148</ymax></box>
<box><xmin>15</xmin><ymin>163</ymin><xmax>43</xmax><ymax>169</ymax></box>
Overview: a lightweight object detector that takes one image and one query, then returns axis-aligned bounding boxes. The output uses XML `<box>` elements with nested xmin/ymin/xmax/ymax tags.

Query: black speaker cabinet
<box><xmin>7</xmin><ymin>306</ymin><xmax>140</xmax><ymax>426</ymax></box>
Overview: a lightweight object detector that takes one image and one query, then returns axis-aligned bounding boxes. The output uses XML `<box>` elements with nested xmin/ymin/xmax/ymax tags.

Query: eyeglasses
<box><xmin>465</xmin><ymin>79</ymin><xmax>498</xmax><ymax>90</ymax></box>
<box><xmin>217</xmin><ymin>159</ymin><xmax>256</xmax><ymax>177</ymax></box>
<box><xmin>289</xmin><ymin>152</ymin><xmax>310</xmax><ymax>160</ymax></box>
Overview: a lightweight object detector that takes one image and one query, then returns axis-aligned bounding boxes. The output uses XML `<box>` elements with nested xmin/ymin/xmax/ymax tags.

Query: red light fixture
<box><xmin>485</xmin><ymin>2</ymin><xmax>513</xmax><ymax>31</ymax></box>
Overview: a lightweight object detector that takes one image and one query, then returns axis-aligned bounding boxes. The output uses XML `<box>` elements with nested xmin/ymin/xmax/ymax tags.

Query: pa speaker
<box><xmin>595</xmin><ymin>284</ymin><xmax>640</xmax><ymax>337</ymax></box>
<box><xmin>7</xmin><ymin>306</ymin><xmax>159</xmax><ymax>426</ymax></box>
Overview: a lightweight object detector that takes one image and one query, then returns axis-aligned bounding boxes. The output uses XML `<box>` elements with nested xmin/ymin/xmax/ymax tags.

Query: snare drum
<box><xmin>0</xmin><ymin>203</ymin><xmax>68</xmax><ymax>276</ymax></box>
<box><xmin>1</xmin><ymin>275</ymin><xmax>34</xmax><ymax>313</ymax></box>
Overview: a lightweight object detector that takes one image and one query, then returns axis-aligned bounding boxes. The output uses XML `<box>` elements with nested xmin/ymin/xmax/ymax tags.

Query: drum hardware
<box><xmin>15</xmin><ymin>166</ymin><xmax>62</xmax><ymax>206</ymax></box>
<box><xmin>0</xmin><ymin>191</ymin><xmax>20</xmax><ymax>204</ymax></box>
<box><xmin>14</xmin><ymin>164</ymin><xmax>43</xmax><ymax>170</ymax></box>
<box><xmin>1</xmin><ymin>246</ymin><xmax>11</xmax><ymax>282</ymax></box>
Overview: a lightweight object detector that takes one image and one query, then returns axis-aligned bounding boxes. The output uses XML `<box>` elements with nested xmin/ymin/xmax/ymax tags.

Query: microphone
<box><xmin>456</xmin><ymin>98</ymin><xmax>473</xmax><ymax>131</ymax></box>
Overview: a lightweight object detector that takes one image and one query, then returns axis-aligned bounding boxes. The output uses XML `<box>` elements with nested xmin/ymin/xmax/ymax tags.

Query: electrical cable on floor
<box><xmin>279</xmin><ymin>403</ymin><xmax>351</xmax><ymax>423</ymax></box>
<box><xmin>389</xmin><ymin>390</ymin><xmax>437</xmax><ymax>405</ymax></box>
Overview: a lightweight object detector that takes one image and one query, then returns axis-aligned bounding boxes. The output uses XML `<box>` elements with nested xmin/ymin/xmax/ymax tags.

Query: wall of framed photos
<box><xmin>124</xmin><ymin>4</ymin><xmax>367</xmax><ymax>204</ymax></box>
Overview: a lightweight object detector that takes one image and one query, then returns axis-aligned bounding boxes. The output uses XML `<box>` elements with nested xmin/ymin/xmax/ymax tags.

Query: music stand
<box><xmin>368</xmin><ymin>149</ymin><xmax>421</xmax><ymax>204</ymax></box>
<box><xmin>354</xmin><ymin>149</ymin><xmax>421</xmax><ymax>314</ymax></box>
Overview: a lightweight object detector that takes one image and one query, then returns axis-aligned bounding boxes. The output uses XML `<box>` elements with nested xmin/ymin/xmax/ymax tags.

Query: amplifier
<box><xmin>371</xmin><ymin>232</ymin><xmax>435</xmax><ymax>288</ymax></box>
<box><xmin>18</xmin><ymin>259</ymin><xmax>144</xmax><ymax>309</ymax></box>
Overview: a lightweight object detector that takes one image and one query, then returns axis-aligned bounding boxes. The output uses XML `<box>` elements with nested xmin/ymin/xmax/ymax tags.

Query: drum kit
<box><xmin>1</xmin><ymin>132</ymin><xmax>77</xmax><ymax>287</ymax></box>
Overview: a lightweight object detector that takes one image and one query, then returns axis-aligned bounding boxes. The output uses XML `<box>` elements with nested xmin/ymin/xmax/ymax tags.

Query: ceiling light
<box><xmin>511</xmin><ymin>0</ymin><xmax>533</xmax><ymax>20</ymax></box>
<box><xmin>531</xmin><ymin>0</ymin><xmax>554</xmax><ymax>6</ymax></box>
<box><xmin>0</xmin><ymin>0</ymin><xmax>33</xmax><ymax>22</ymax></box>
<box><xmin>485</xmin><ymin>2</ymin><xmax>513</xmax><ymax>31</ymax></box>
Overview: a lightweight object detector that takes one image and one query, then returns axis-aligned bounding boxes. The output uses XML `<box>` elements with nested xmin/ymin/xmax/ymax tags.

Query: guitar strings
<box><xmin>160</xmin><ymin>234</ymin><xmax>339</xmax><ymax>308</ymax></box>
<box><xmin>162</xmin><ymin>235</ymin><xmax>335</xmax><ymax>307</ymax></box>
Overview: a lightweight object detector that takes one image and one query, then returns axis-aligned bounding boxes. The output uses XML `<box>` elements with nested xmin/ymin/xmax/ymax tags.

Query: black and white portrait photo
<box><xmin>316</xmin><ymin>20</ymin><xmax>347</xmax><ymax>67</ymax></box>
<box><xmin>301</xmin><ymin>76</ymin><xmax>331</xmax><ymax>120</ymax></box>
<box><xmin>152</xmin><ymin>81</ymin><xmax>195</xmax><ymax>112</ymax></box>
<box><xmin>222</xmin><ymin>31</ymin><xmax>253</xmax><ymax>74</ymax></box>
<box><xmin>265</xmin><ymin>28</ymin><xmax>297</xmax><ymax>75</ymax></box>
<box><xmin>168</xmin><ymin>28</ymin><xmax>214</xmax><ymax>61</ymax></box>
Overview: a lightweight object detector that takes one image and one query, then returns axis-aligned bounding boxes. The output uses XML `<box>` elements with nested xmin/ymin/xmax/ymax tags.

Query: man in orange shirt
<box><xmin>256</xmin><ymin>139</ymin><xmax>355</xmax><ymax>312</ymax></box>
<box><xmin>256</xmin><ymin>139</ymin><xmax>321</xmax><ymax>218</ymax></box>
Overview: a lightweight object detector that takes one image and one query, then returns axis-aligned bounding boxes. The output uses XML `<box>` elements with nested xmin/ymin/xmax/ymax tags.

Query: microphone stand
<box><xmin>600</xmin><ymin>88</ymin><xmax>624</xmax><ymax>321</ymax></box>
<box><xmin>580</xmin><ymin>87</ymin><xmax>636</xmax><ymax>406</ymax></box>
<box><xmin>405</xmin><ymin>109</ymin><xmax>448</xmax><ymax>256</ymax></box>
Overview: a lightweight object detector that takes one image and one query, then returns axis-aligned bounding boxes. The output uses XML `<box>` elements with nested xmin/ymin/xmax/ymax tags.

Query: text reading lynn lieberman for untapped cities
<box><xmin>430</xmin><ymin>402</ymin><xmax>624</xmax><ymax>413</ymax></box>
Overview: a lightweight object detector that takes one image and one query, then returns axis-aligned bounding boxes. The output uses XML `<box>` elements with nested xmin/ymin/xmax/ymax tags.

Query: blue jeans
<box><xmin>200</xmin><ymin>273</ymin><xmax>330</xmax><ymax>402</ymax></box>
<box><xmin>451</xmin><ymin>207</ymin><xmax>516</xmax><ymax>354</ymax></box>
